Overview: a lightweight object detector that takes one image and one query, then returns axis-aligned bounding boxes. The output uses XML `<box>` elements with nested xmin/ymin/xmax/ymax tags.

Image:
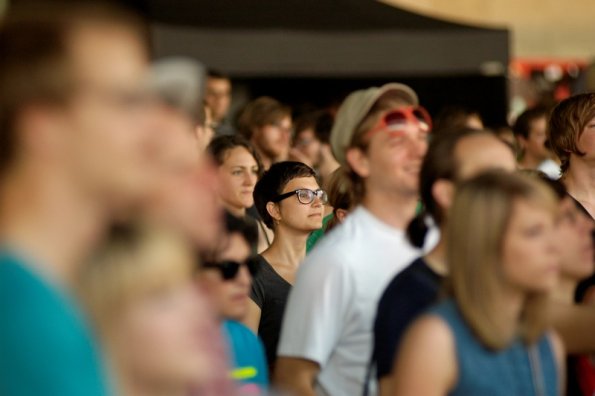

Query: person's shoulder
<box><xmin>224</xmin><ymin>320</ymin><xmax>257</xmax><ymax>338</ymax></box>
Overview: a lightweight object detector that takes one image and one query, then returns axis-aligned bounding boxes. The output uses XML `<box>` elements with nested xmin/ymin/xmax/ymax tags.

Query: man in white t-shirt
<box><xmin>274</xmin><ymin>83</ymin><xmax>431</xmax><ymax>395</ymax></box>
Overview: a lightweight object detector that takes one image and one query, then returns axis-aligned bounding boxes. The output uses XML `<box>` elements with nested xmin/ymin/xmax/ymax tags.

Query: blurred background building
<box><xmin>4</xmin><ymin>0</ymin><xmax>594</xmax><ymax>126</ymax></box>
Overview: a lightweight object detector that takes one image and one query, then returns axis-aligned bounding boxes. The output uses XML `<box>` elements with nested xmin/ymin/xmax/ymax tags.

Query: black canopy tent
<box><xmin>126</xmin><ymin>0</ymin><xmax>510</xmax><ymax>124</ymax></box>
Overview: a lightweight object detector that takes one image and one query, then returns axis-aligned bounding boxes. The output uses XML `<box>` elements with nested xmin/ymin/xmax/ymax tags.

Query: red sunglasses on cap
<box><xmin>366</xmin><ymin>106</ymin><xmax>432</xmax><ymax>139</ymax></box>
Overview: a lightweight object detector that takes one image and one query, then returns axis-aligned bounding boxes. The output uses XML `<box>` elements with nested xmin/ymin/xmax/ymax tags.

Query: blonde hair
<box><xmin>78</xmin><ymin>223</ymin><xmax>194</xmax><ymax>338</ymax></box>
<box><xmin>446</xmin><ymin>171</ymin><xmax>557</xmax><ymax>349</ymax></box>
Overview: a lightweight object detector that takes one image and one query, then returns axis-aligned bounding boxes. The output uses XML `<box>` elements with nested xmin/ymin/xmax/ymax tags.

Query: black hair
<box><xmin>207</xmin><ymin>134</ymin><xmax>263</xmax><ymax>178</ymax></box>
<box><xmin>406</xmin><ymin>128</ymin><xmax>494</xmax><ymax>247</ymax></box>
<box><xmin>434</xmin><ymin>105</ymin><xmax>482</xmax><ymax>133</ymax></box>
<box><xmin>314</xmin><ymin>111</ymin><xmax>334</xmax><ymax>144</ymax></box>
<box><xmin>513</xmin><ymin>106</ymin><xmax>549</xmax><ymax>139</ymax></box>
<box><xmin>224</xmin><ymin>211</ymin><xmax>259</xmax><ymax>253</ymax></box>
<box><xmin>253</xmin><ymin>161</ymin><xmax>317</xmax><ymax>229</ymax></box>
<box><xmin>207</xmin><ymin>69</ymin><xmax>230</xmax><ymax>80</ymax></box>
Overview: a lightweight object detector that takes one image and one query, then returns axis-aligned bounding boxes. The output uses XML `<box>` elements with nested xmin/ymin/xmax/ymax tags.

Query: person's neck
<box><xmin>118</xmin><ymin>372</ymin><xmax>187</xmax><ymax>396</ymax></box>
<box><xmin>424</xmin><ymin>229</ymin><xmax>448</xmax><ymax>276</ymax></box>
<box><xmin>224</xmin><ymin>204</ymin><xmax>245</xmax><ymax>218</ymax></box>
<box><xmin>361</xmin><ymin>188</ymin><xmax>418</xmax><ymax>230</ymax></box>
<box><xmin>519</xmin><ymin>153</ymin><xmax>546</xmax><ymax>170</ymax></box>
<box><xmin>551</xmin><ymin>275</ymin><xmax>578</xmax><ymax>304</ymax></box>
<box><xmin>0</xmin><ymin>164</ymin><xmax>106</xmax><ymax>286</ymax></box>
<box><xmin>563</xmin><ymin>158</ymin><xmax>595</xmax><ymax>204</ymax></box>
<box><xmin>261</xmin><ymin>226</ymin><xmax>308</xmax><ymax>269</ymax></box>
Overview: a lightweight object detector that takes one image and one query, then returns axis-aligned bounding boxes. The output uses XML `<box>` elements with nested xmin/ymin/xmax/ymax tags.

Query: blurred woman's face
<box><xmin>217</xmin><ymin>147</ymin><xmax>259</xmax><ymax>214</ymax></box>
<box><xmin>274</xmin><ymin>176</ymin><xmax>325</xmax><ymax>233</ymax></box>
<box><xmin>199</xmin><ymin>233</ymin><xmax>252</xmax><ymax>321</ymax></box>
<box><xmin>501</xmin><ymin>199</ymin><xmax>559</xmax><ymax>293</ymax></box>
<box><xmin>110</xmin><ymin>279</ymin><xmax>213</xmax><ymax>392</ymax></box>
<box><xmin>555</xmin><ymin>197</ymin><xmax>594</xmax><ymax>281</ymax></box>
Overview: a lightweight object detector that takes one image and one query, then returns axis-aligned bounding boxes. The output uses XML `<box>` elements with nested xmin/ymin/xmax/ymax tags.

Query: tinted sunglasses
<box><xmin>202</xmin><ymin>259</ymin><xmax>258</xmax><ymax>281</ymax></box>
<box><xmin>366</xmin><ymin>106</ymin><xmax>432</xmax><ymax>138</ymax></box>
<box><xmin>272</xmin><ymin>188</ymin><xmax>329</xmax><ymax>205</ymax></box>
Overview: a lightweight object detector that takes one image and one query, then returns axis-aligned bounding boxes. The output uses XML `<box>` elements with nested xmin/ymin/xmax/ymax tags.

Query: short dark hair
<box><xmin>293</xmin><ymin>110</ymin><xmax>335</xmax><ymax>146</ymax></box>
<box><xmin>407</xmin><ymin>128</ymin><xmax>496</xmax><ymax>247</ymax></box>
<box><xmin>207</xmin><ymin>69</ymin><xmax>230</xmax><ymax>80</ymax></box>
<box><xmin>253</xmin><ymin>161</ymin><xmax>317</xmax><ymax>229</ymax></box>
<box><xmin>513</xmin><ymin>106</ymin><xmax>548</xmax><ymax>139</ymax></box>
<box><xmin>224</xmin><ymin>211</ymin><xmax>258</xmax><ymax>253</ymax></box>
<box><xmin>434</xmin><ymin>105</ymin><xmax>482</xmax><ymax>132</ymax></box>
<box><xmin>548</xmin><ymin>93</ymin><xmax>595</xmax><ymax>174</ymax></box>
<box><xmin>207</xmin><ymin>134</ymin><xmax>263</xmax><ymax>178</ymax></box>
<box><xmin>0</xmin><ymin>1</ymin><xmax>147</xmax><ymax>176</ymax></box>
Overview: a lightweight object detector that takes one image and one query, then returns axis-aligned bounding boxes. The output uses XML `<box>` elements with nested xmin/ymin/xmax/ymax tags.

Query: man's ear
<box><xmin>345</xmin><ymin>147</ymin><xmax>370</xmax><ymax>178</ymax></box>
<box><xmin>18</xmin><ymin>104</ymin><xmax>66</xmax><ymax>162</ymax></box>
<box><xmin>266</xmin><ymin>201</ymin><xmax>281</xmax><ymax>223</ymax></box>
<box><xmin>432</xmin><ymin>179</ymin><xmax>455</xmax><ymax>212</ymax></box>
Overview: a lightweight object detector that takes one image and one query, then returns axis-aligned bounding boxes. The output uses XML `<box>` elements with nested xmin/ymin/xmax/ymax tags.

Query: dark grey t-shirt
<box><xmin>250</xmin><ymin>254</ymin><xmax>291</xmax><ymax>371</ymax></box>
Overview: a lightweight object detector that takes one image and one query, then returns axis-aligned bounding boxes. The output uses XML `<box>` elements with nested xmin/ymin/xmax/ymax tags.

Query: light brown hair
<box><xmin>237</xmin><ymin>96</ymin><xmax>291</xmax><ymax>140</ymax></box>
<box><xmin>447</xmin><ymin>170</ymin><xmax>557</xmax><ymax>349</ymax></box>
<box><xmin>548</xmin><ymin>93</ymin><xmax>595</xmax><ymax>174</ymax></box>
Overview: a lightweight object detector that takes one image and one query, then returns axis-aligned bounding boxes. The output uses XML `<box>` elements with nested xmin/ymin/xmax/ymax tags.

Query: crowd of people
<box><xmin>1</xmin><ymin>2</ymin><xmax>595</xmax><ymax>396</ymax></box>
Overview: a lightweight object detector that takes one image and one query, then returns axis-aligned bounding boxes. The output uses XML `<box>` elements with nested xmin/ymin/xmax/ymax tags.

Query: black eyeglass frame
<box><xmin>272</xmin><ymin>188</ymin><xmax>328</xmax><ymax>205</ymax></box>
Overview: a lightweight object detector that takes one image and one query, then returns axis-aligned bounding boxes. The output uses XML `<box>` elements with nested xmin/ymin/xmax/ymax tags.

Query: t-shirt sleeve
<box><xmin>373</xmin><ymin>265</ymin><xmax>438</xmax><ymax>379</ymax></box>
<box><xmin>276</xmin><ymin>250</ymin><xmax>355</xmax><ymax>366</ymax></box>
<box><xmin>250</xmin><ymin>262</ymin><xmax>266</xmax><ymax>309</ymax></box>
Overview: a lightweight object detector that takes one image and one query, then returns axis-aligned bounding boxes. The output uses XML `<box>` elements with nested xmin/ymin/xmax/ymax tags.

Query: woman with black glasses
<box><xmin>244</xmin><ymin>161</ymin><xmax>326</xmax><ymax>374</ymax></box>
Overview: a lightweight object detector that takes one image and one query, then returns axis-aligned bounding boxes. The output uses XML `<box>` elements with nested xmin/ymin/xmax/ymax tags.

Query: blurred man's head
<box><xmin>330</xmin><ymin>83</ymin><xmax>429</xmax><ymax>203</ymax></box>
<box><xmin>205</xmin><ymin>70</ymin><xmax>231</xmax><ymax>124</ymax></box>
<box><xmin>238</xmin><ymin>96</ymin><xmax>292</xmax><ymax>168</ymax></box>
<box><xmin>0</xmin><ymin>3</ymin><xmax>157</xmax><ymax>209</ymax></box>
<box><xmin>514</xmin><ymin>106</ymin><xmax>550</xmax><ymax>168</ymax></box>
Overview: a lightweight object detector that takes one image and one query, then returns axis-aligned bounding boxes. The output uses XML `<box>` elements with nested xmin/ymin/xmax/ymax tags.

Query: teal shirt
<box><xmin>306</xmin><ymin>213</ymin><xmax>333</xmax><ymax>253</ymax></box>
<box><xmin>222</xmin><ymin>320</ymin><xmax>268</xmax><ymax>393</ymax></box>
<box><xmin>0</xmin><ymin>251</ymin><xmax>108</xmax><ymax>395</ymax></box>
<box><xmin>431</xmin><ymin>299</ymin><xmax>558</xmax><ymax>396</ymax></box>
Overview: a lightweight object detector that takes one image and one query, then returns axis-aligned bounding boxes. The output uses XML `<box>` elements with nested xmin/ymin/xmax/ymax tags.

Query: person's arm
<box><xmin>550</xmin><ymin>302</ymin><xmax>595</xmax><ymax>353</ymax></box>
<box><xmin>274</xmin><ymin>357</ymin><xmax>320</xmax><ymax>396</ymax></box>
<box><xmin>243</xmin><ymin>299</ymin><xmax>261</xmax><ymax>334</ymax></box>
<box><xmin>390</xmin><ymin>315</ymin><xmax>457</xmax><ymax>396</ymax></box>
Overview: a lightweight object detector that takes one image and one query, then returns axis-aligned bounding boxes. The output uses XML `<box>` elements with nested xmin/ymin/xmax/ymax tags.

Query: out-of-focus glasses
<box><xmin>366</xmin><ymin>106</ymin><xmax>432</xmax><ymax>138</ymax></box>
<box><xmin>202</xmin><ymin>259</ymin><xmax>258</xmax><ymax>280</ymax></box>
<box><xmin>272</xmin><ymin>188</ymin><xmax>328</xmax><ymax>205</ymax></box>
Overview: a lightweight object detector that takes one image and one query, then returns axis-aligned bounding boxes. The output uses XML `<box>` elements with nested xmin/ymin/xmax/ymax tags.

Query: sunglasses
<box><xmin>272</xmin><ymin>188</ymin><xmax>329</xmax><ymax>205</ymax></box>
<box><xmin>202</xmin><ymin>259</ymin><xmax>258</xmax><ymax>281</ymax></box>
<box><xmin>366</xmin><ymin>106</ymin><xmax>432</xmax><ymax>139</ymax></box>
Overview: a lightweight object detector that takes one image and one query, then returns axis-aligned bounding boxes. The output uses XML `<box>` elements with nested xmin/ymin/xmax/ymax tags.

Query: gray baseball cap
<box><xmin>330</xmin><ymin>83</ymin><xmax>418</xmax><ymax>166</ymax></box>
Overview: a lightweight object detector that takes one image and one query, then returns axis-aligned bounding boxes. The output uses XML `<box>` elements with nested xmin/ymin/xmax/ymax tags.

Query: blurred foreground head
<box><xmin>0</xmin><ymin>2</ymin><xmax>159</xmax><ymax>211</ymax></box>
<box><xmin>143</xmin><ymin>58</ymin><xmax>223</xmax><ymax>251</ymax></box>
<box><xmin>79</xmin><ymin>223</ymin><xmax>218</xmax><ymax>395</ymax></box>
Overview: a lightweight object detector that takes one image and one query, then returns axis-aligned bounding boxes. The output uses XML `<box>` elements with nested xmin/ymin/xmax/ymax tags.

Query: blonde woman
<box><xmin>391</xmin><ymin>171</ymin><xmax>564</xmax><ymax>396</ymax></box>
<box><xmin>79</xmin><ymin>224</ymin><xmax>232</xmax><ymax>396</ymax></box>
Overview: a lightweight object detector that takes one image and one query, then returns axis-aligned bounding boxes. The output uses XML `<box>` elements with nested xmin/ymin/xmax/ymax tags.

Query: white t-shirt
<box><xmin>277</xmin><ymin>206</ymin><xmax>424</xmax><ymax>396</ymax></box>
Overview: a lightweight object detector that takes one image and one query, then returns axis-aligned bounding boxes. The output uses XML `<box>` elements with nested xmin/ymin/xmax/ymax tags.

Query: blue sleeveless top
<box><xmin>431</xmin><ymin>299</ymin><xmax>559</xmax><ymax>396</ymax></box>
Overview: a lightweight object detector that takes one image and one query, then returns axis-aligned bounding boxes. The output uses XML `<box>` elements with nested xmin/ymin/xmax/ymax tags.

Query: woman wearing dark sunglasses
<box><xmin>198</xmin><ymin>212</ymin><xmax>269</xmax><ymax>394</ymax></box>
<box><xmin>244</xmin><ymin>161</ymin><xmax>326</xmax><ymax>374</ymax></box>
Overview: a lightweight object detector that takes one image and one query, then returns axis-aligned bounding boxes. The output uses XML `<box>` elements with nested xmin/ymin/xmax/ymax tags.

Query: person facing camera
<box><xmin>244</xmin><ymin>161</ymin><xmax>326</xmax><ymax>374</ymax></box>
